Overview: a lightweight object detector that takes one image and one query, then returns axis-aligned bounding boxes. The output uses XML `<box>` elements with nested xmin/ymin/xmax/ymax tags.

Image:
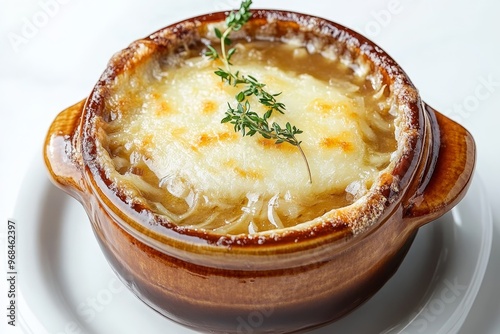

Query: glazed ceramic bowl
<box><xmin>43</xmin><ymin>9</ymin><xmax>475</xmax><ymax>334</ymax></box>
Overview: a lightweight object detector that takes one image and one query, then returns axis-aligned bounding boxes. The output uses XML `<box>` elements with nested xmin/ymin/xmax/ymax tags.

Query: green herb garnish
<box><xmin>205</xmin><ymin>0</ymin><xmax>312</xmax><ymax>184</ymax></box>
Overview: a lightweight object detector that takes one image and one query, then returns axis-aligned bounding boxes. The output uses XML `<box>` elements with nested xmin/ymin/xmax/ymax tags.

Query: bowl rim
<box><xmin>79</xmin><ymin>9</ymin><xmax>424</xmax><ymax>252</ymax></box>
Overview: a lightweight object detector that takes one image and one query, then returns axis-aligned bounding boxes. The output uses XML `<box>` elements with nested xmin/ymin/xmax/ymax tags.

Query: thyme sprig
<box><xmin>205</xmin><ymin>0</ymin><xmax>252</xmax><ymax>69</ymax></box>
<box><xmin>205</xmin><ymin>0</ymin><xmax>312</xmax><ymax>184</ymax></box>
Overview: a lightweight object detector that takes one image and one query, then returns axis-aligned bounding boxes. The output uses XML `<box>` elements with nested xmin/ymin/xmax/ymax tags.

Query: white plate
<box><xmin>17</xmin><ymin>156</ymin><xmax>492</xmax><ymax>334</ymax></box>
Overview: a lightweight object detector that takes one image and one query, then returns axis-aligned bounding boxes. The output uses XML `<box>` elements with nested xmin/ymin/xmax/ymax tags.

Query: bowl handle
<box><xmin>44</xmin><ymin>99</ymin><xmax>86</xmax><ymax>196</ymax></box>
<box><xmin>403</xmin><ymin>103</ymin><xmax>476</xmax><ymax>226</ymax></box>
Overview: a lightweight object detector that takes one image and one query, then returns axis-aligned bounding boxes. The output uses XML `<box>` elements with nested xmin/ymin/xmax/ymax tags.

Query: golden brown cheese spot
<box><xmin>216</xmin><ymin>81</ymin><xmax>226</xmax><ymax>91</ymax></box>
<box><xmin>141</xmin><ymin>134</ymin><xmax>154</xmax><ymax>148</ymax></box>
<box><xmin>110</xmin><ymin>95</ymin><xmax>141</xmax><ymax>117</ymax></box>
<box><xmin>196</xmin><ymin>132</ymin><xmax>238</xmax><ymax>148</ymax></box>
<box><xmin>223</xmin><ymin>159</ymin><xmax>237</xmax><ymax>169</ymax></box>
<box><xmin>224</xmin><ymin>159</ymin><xmax>263</xmax><ymax>180</ymax></box>
<box><xmin>202</xmin><ymin>100</ymin><xmax>218</xmax><ymax>114</ymax></box>
<box><xmin>263</xmin><ymin>74</ymin><xmax>287</xmax><ymax>90</ymax></box>
<box><xmin>171</xmin><ymin>127</ymin><xmax>187</xmax><ymax>139</ymax></box>
<box><xmin>347</xmin><ymin>111</ymin><xmax>359</xmax><ymax>120</ymax></box>
<box><xmin>320</xmin><ymin>133</ymin><xmax>356</xmax><ymax>153</ymax></box>
<box><xmin>155</xmin><ymin>101</ymin><xmax>173</xmax><ymax>116</ymax></box>
<box><xmin>310</xmin><ymin>98</ymin><xmax>350</xmax><ymax>115</ymax></box>
<box><xmin>257</xmin><ymin>138</ymin><xmax>297</xmax><ymax>153</ymax></box>
<box><xmin>235</xmin><ymin>166</ymin><xmax>263</xmax><ymax>180</ymax></box>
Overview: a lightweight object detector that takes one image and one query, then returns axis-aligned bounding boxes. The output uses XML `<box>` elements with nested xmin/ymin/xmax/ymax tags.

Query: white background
<box><xmin>1</xmin><ymin>0</ymin><xmax>499</xmax><ymax>333</ymax></box>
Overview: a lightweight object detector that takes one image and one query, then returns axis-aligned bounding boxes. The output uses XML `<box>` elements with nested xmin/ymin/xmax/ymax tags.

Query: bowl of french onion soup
<box><xmin>44</xmin><ymin>1</ymin><xmax>475</xmax><ymax>333</ymax></box>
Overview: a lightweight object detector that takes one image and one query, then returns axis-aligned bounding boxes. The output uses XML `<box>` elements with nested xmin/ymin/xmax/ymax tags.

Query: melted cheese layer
<box><xmin>99</xmin><ymin>41</ymin><xmax>396</xmax><ymax>234</ymax></box>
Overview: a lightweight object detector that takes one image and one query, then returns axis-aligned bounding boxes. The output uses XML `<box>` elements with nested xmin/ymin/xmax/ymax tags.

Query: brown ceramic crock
<box><xmin>43</xmin><ymin>9</ymin><xmax>475</xmax><ymax>334</ymax></box>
